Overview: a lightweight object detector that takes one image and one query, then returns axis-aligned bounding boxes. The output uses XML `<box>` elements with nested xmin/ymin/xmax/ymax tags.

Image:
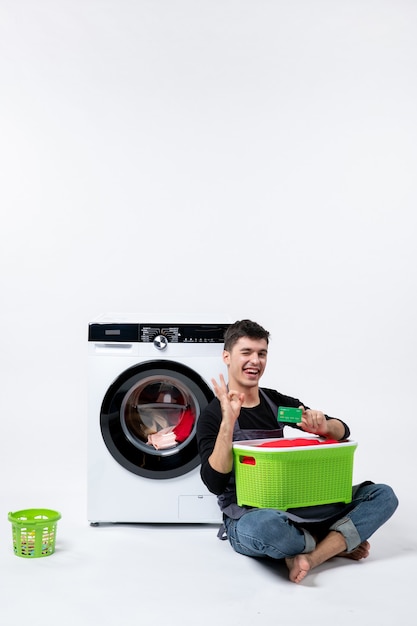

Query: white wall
<box><xmin>1</xmin><ymin>1</ymin><xmax>415</xmax><ymax>523</ymax></box>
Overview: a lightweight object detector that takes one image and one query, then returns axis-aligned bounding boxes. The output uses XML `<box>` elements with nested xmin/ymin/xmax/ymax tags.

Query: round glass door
<box><xmin>100</xmin><ymin>360</ymin><xmax>213</xmax><ymax>478</ymax></box>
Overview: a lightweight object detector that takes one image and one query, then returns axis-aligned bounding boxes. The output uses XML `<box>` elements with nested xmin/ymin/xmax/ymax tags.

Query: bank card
<box><xmin>277</xmin><ymin>406</ymin><xmax>302</xmax><ymax>424</ymax></box>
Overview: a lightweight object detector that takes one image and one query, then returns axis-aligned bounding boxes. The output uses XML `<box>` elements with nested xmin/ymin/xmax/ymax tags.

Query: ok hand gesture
<box><xmin>211</xmin><ymin>374</ymin><xmax>245</xmax><ymax>427</ymax></box>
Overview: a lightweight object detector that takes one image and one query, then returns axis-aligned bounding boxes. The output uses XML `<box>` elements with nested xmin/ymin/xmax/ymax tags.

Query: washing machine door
<box><xmin>100</xmin><ymin>360</ymin><xmax>213</xmax><ymax>479</ymax></box>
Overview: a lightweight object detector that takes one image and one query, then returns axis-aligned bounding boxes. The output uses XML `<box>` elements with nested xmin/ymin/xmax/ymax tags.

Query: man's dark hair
<box><xmin>223</xmin><ymin>319</ymin><xmax>270</xmax><ymax>352</ymax></box>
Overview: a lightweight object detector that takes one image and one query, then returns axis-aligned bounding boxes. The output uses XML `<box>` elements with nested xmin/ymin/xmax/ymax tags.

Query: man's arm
<box><xmin>206</xmin><ymin>375</ymin><xmax>244</xmax><ymax>473</ymax></box>
<box><xmin>197</xmin><ymin>374</ymin><xmax>245</xmax><ymax>494</ymax></box>
<box><xmin>197</xmin><ymin>408</ymin><xmax>234</xmax><ymax>495</ymax></box>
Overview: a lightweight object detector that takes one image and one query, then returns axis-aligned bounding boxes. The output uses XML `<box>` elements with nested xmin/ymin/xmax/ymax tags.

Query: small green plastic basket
<box><xmin>8</xmin><ymin>509</ymin><xmax>61</xmax><ymax>558</ymax></box>
<box><xmin>233</xmin><ymin>439</ymin><xmax>357</xmax><ymax>510</ymax></box>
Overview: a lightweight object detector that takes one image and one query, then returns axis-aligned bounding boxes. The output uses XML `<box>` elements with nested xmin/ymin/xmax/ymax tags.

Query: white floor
<box><xmin>1</xmin><ymin>473</ymin><xmax>415</xmax><ymax>626</ymax></box>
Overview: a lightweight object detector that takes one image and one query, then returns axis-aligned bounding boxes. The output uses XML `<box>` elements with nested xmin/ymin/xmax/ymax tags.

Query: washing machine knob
<box><xmin>154</xmin><ymin>334</ymin><xmax>169</xmax><ymax>350</ymax></box>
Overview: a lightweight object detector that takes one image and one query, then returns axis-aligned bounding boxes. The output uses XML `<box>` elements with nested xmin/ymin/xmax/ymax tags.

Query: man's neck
<box><xmin>242</xmin><ymin>389</ymin><xmax>260</xmax><ymax>408</ymax></box>
<box><xmin>229</xmin><ymin>379</ymin><xmax>260</xmax><ymax>408</ymax></box>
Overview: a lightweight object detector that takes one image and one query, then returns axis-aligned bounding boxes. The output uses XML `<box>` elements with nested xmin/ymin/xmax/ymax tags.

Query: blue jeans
<box><xmin>224</xmin><ymin>482</ymin><xmax>398</xmax><ymax>558</ymax></box>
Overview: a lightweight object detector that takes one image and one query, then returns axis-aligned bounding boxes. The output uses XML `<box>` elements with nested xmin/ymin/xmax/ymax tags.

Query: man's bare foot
<box><xmin>338</xmin><ymin>540</ymin><xmax>370</xmax><ymax>560</ymax></box>
<box><xmin>285</xmin><ymin>554</ymin><xmax>312</xmax><ymax>583</ymax></box>
<box><xmin>285</xmin><ymin>540</ymin><xmax>370</xmax><ymax>583</ymax></box>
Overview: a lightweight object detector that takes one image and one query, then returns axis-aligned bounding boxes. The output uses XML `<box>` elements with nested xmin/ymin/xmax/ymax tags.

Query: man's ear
<box><xmin>223</xmin><ymin>350</ymin><xmax>230</xmax><ymax>365</ymax></box>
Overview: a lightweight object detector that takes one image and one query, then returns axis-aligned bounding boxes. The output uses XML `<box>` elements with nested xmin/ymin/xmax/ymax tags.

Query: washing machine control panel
<box><xmin>89</xmin><ymin>322</ymin><xmax>229</xmax><ymax>344</ymax></box>
<box><xmin>140</xmin><ymin>324</ymin><xmax>229</xmax><ymax>344</ymax></box>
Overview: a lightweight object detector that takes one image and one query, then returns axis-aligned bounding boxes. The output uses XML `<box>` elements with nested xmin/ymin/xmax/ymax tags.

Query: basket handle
<box><xmin>239</xmin><ymin>455</ymin><xmax>256</xmax><ymax>465</ymax></box>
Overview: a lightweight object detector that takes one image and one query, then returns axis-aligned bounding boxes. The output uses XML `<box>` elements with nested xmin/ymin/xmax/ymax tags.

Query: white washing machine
<box><xmin>88</xmin><ymin>315</ymin><xmax>229</xmax><ymax>524</ymax></box>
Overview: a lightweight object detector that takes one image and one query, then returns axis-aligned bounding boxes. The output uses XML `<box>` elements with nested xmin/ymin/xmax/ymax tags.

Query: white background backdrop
<box><xmin>1</xmin><ymin>0</ymin><xmax>415</xmax><ymax>530</ymax></box>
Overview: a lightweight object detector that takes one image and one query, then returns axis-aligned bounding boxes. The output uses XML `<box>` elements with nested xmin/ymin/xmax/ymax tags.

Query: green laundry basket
<box><xmin>233</xmin><ymin>439</ymin><xmax>357</xmax><ymax>510</ymax></box>
<box><xmin>8</xmin><ymin>509</ymin><xmax>61</xmax><ymax>558</ymax></box>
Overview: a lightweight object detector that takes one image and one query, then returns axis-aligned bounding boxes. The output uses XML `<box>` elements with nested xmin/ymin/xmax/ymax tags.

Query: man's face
<box><xmin>223</xmin><ymin>336</ymin><xmax>268</xmax><ymax>389</ymax></box>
